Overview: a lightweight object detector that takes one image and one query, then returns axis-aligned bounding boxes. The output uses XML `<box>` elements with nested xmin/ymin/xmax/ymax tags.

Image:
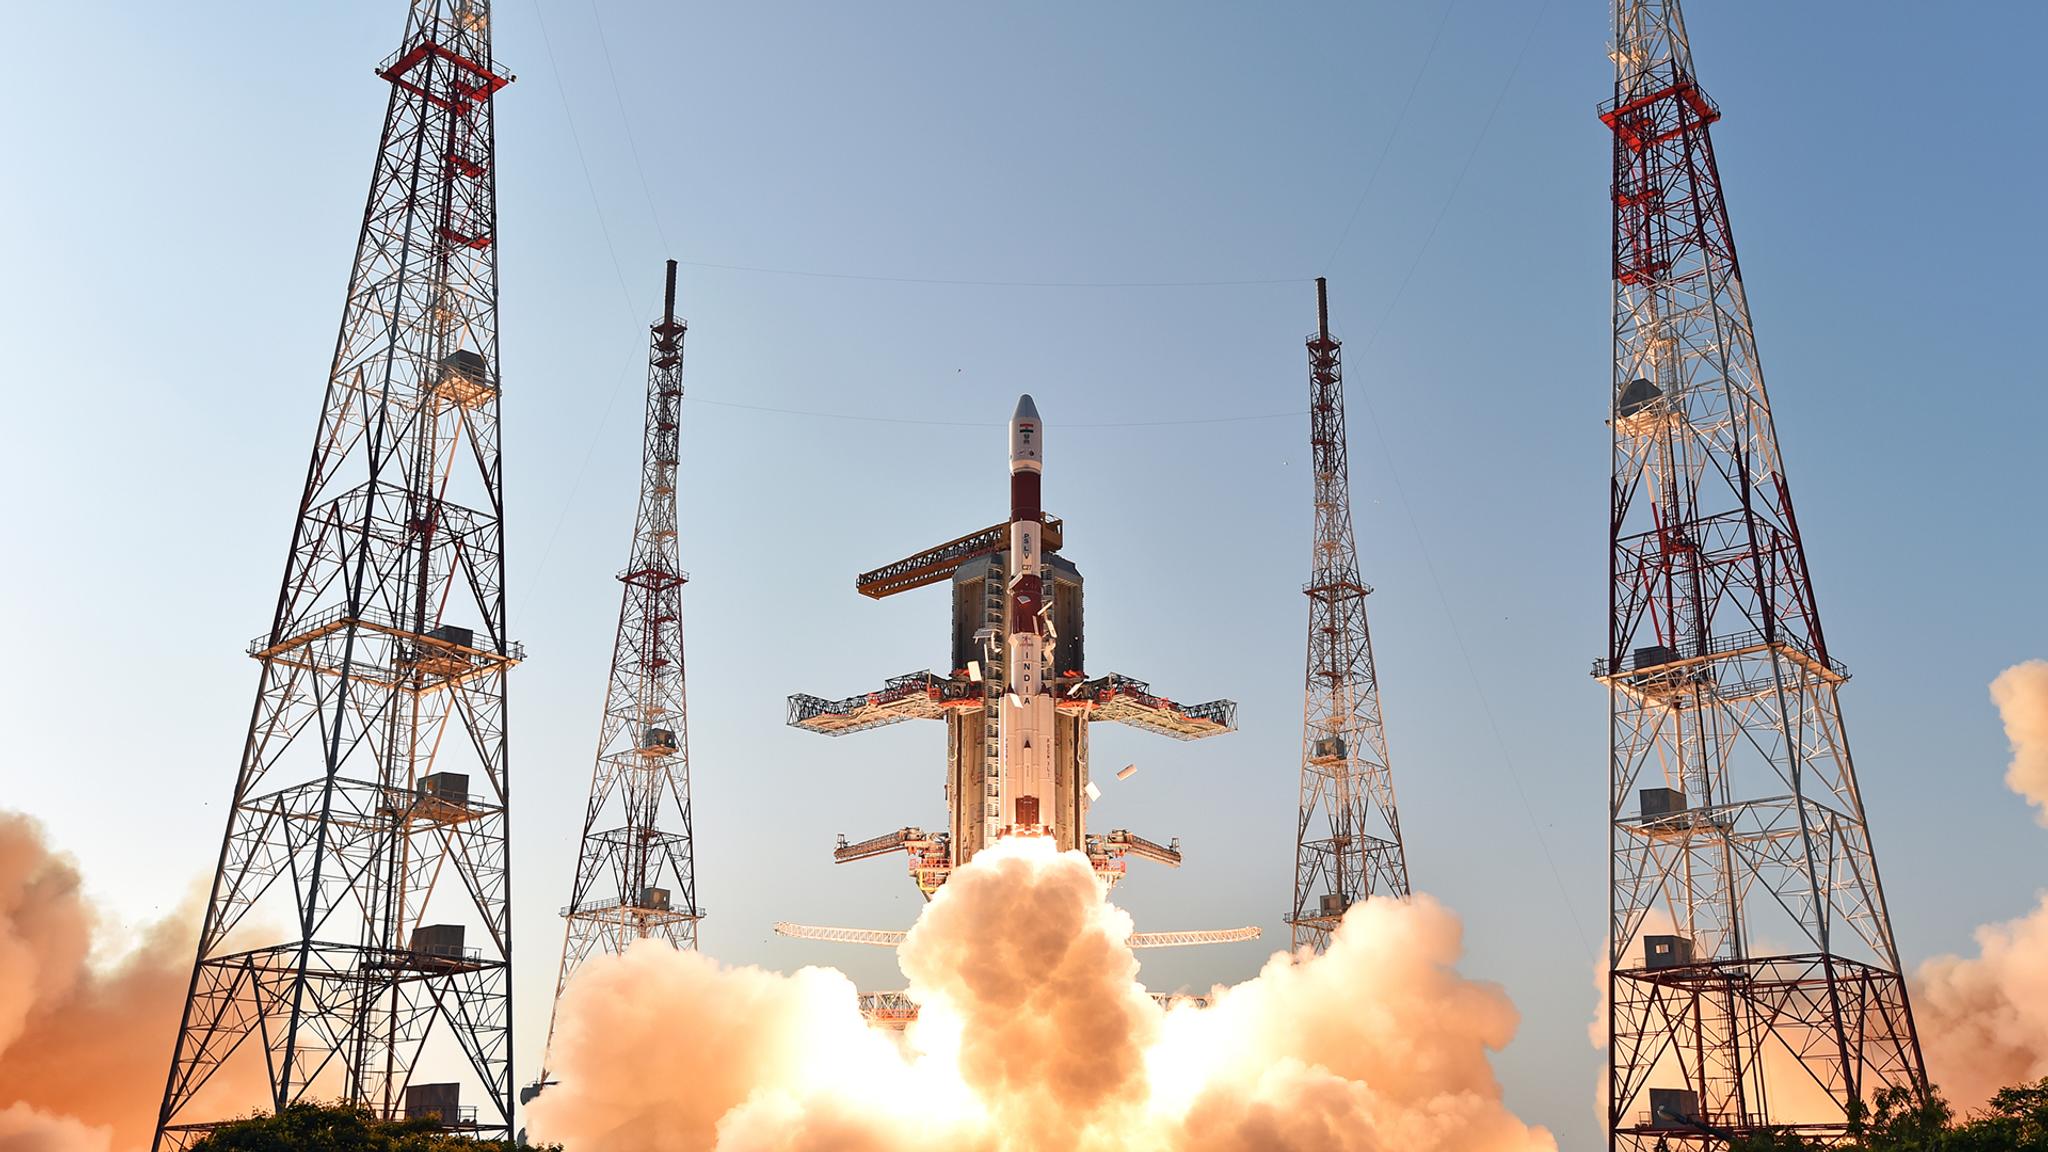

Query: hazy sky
<box><xmin>3</xmin><ymin>2</ymin><xmax>2045</xmax><ymax>1147</ymax></box>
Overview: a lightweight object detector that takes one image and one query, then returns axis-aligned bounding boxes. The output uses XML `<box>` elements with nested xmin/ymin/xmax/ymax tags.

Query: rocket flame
<box><xmin>531</xmin><ymin>837</ymin><xmax>1555</xmax><ymax>1152</ymax></box>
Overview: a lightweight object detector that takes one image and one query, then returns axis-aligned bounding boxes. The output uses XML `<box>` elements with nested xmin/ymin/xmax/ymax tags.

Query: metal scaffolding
<box><xmin>1288</xmin><ymin>279</ymin><xmax>1412</xmax><ymax>955</ymax></box>
<box><xmin>154</xmin><ymin>3</ymin><xmax>517</xmax><ymax>1145</ymax></box>
<box><xmin>1599</xmin><ymin>3</ymin><xmax>1925</xmax><ymax>1146</ymax></box>
<box><xmin>544</xmin><ymin>261</ymin><xmax>705</xmax><ymax>1073</ymax></box>
<box><xmin>789</xmin><ymin>670</ymin><xmax>1235</xmax><ymax>741</ymax></box>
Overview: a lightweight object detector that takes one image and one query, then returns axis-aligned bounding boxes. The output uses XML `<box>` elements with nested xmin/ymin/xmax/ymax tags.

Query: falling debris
<box><xmin>1116</xmin><ymin>764</ymin><xmax>1139</xmax><ymax>781</ymax></box>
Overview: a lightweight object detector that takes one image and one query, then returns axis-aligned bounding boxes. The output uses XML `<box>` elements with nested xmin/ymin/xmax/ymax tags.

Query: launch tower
<box><xmin>1599</xmin><ymin>2</ymin><xmax>1925</xmax><ymax>1145</ymax></box>
<box><xmin>544</xmin><ymin>261</ymin><xmax>704</xmax><ymax>1064</ymax></box>
<box><xmin>1288</xmin><ymin>278</ymin><xmax>1411</xmax><ymax>954</ymax></box>
<box><xmin>787</xmin><ymin>397</ymin><xmax>1237</xmax><ymax>897</ymax></box>
<box><xmin>155</xmin><ymin>1</ymin><xmax>517</xmax><ymax>1146</ymax></box>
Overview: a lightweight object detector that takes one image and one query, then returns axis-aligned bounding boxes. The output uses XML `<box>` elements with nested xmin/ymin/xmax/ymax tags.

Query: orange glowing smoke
<box><xmin>530</xmin><ymin>838</ymin><xmax>1555</xmax><ymax>1152</ymax></box>
<box><xmin>0</xmin><ymin>813</ymin><xmax>262</xmax><ymax>1152</ymax></box>
<box><xmin>1910</xmin><ymin>661</ymin><xmax>2048</xmax><ymax>1110</ymax></box>
<box><xmin>1990</xmin><ymin>660</ymin><xmax>2048</xmax><ymax>825</ymax></box>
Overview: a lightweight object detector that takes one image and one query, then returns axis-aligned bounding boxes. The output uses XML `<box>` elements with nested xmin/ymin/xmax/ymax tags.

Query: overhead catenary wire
<box><xmin>1323</xmin><ymin>0</ymin><xmax>1461</xmax><ymax>270</ymax></box>
<box><xmin>586</xmin><ymin>0</ymin><xmax>673</xmax><ymax>255</ymax></box>
<box><xmin>1336</xmin><ymin>0</ymin><xmax>1586</xmax><ymax>950</ymax></box>
<box><xmin>516</xmin><ymin>0</ymin><xmax>1586</xmax><ymax>953</ymax></box>
<box><xmin>524</xmin><ymin>0</ymin><xmax>641</xmax><ymax>315</ymax></box>
<box><xmin>517</xmin><ymin>0</ymin><xmax>669</xmax><ymax>599</ymax></box>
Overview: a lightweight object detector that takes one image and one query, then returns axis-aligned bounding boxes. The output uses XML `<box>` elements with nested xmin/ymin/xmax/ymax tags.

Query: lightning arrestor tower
<box><xmin>1288</xmin><ymin>278</ymin><xmax>1411</xmax><ymax>954</ymax></box>
<box><xmin>546</xmin><ymin>261</ymin><xmax>703</xmax><ymax>1064</ymax></box>
<box><xmin>155</xmin><ymin>2</ymin><xmax>518</xmax><ymax>1145</ymax></box>
<box><xmin>1599</xmin><ymin>2</ymin><xmax>1925</xmax><ymax>1146</ymax></box>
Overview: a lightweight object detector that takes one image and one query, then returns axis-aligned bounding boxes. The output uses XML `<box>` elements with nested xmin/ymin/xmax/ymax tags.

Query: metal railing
<box><xmin>1592</xmin><ymin>625</ymin><xmax>1845</xmax><ymax>681</ymax></box>
<box><xmin>251</xmin><ymin>603</ymin><xmax>523</xmax><ymax>662</ymax></box>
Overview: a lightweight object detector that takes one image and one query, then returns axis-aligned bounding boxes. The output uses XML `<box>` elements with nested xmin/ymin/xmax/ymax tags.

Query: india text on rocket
<box><xmin>997</xmin><ymin>395</ymin><xmax>1054</xmax><ymax>841</ymax></box>
<box><xmin>786</xmin><ymin>395</ymin><xmax>1243</xmax><ymax>902</ymax></box>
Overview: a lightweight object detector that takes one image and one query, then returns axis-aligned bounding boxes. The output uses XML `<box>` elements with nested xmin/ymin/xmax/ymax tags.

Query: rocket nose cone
<box><xmin>1013</xmin><ymin>394</ymin><xmax>1040</xmax><ymax>422</ymax></box>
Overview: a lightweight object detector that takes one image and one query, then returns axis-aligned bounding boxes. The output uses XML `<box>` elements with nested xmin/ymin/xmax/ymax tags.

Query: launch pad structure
<box><xmin>784</xmin><ymin>397</ymin><xmax>1252</xmax><ymax>998</ymax></box>
<box><xmin>154</xmin><ymin>1</ymin><xmax>518</xmax><ymax>1146</ymax></box>
<box><xmin>1598</xmin><ymin>2</ymin><xmax>1926</xmax><ymax>1147</ymax></box>
<box><xmin>542</xmin><ymin>259</ymin><xmax>705</xmax><ymax>1078</ymax></box>
<box><xmin>1287</xmin><ymin>279</ymin><xmax>1413</xmax><ymax>955</ymax></box>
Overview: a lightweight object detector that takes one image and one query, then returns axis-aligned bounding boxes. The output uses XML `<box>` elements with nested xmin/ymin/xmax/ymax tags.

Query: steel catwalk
<box><xmin>1598</xmin><ymin>3</ymin><xmax>1925</xmax><ymax>1146</ymax></box>
<box><xmin>1287</xmin><ymin>278</ymin><xmax>1412</xmax><ymax>954</ymax></box>
<box><xmin>543</xmin><ymin>261</ymin><xmax>704</xmax><ymax>1077</ymax></box>
<box><xmin>154</xmin><ymin>2</ymin><xmax>517</xmax><ymax>1145</ymax></box>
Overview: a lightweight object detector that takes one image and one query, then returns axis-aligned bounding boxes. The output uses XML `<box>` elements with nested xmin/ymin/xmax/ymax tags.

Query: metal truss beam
<box><xmin>1289</xmin><ymin>279</ymin><xmax>1412</xmax><ymax>954</ymax></box>
<box><xmin>1600</xmin><ymin>4</ymin><xmax>1926</xmax><ymax>1145</ymax></box>
<box><xmin>544</xmin><ymin>261</ymin><xmax>705</xmax><ymax>1074</ymax></box>
<box><xmin>156</xmin><ymin>4</ymin><xmax>518</xmax><ymax>1143</ymax></box>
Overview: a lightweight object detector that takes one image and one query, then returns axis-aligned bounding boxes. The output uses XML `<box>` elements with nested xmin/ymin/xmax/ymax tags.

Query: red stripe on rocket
<box><xmin>998</xmin><ymin>394</ymin><xmax>1055</xmax><ymax>837</ymax></box>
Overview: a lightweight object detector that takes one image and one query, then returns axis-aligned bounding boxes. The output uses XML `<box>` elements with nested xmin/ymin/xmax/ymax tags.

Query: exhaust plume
<box><xmin>0</xmin><ymin>813</ymin><xmax>261</xmax><ymax>1152</ymax></box>
<box><xmin>531</xmin><ymin>838</ymin><xmax>1554</xmax><ymax>1152</ymax></box>
<box><xmin>1990</xmin><ymin>660</ymin><xmax>2048</xmax><ymax>824</ymax></box>
<box><xmin>1910</xmin><ymin>661</ymin><xmax>2048</xmax><ymax>1109</ymax></box>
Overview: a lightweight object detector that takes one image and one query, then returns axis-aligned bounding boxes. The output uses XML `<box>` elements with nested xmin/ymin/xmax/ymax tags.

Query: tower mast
<box><xmin>546</xmin><ymin>260</ymin><xmax>703</xmax><ymax>1060</ymax></box>
<box><xmin>1599</xmin><ymin>3</ymin><xmax>1925</xmax><ymax>1146</ymax></box>
<box><xmin>155</xmin><ymin>2</ymin><xmax>517</xmax><ymax>1145</ymax></box>
<box><xmin>1288</xmin><ymin>278</ymin><xmax>1411</xmax><ymax>953</ymax></box>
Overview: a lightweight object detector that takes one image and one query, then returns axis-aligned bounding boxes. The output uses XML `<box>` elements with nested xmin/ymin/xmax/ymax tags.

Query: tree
<box><xmin>1697</xmin><ymin>1078</ymin><xmax>2048</xmax><ymax>1151</ymax></box>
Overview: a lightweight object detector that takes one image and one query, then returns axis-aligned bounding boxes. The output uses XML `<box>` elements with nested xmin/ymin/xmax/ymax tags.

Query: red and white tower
<box><xmin>155</xmin><ymin>2</ymin><xmax>517</xmax><ymax>1145</ymax></box>
<box><xmin>1599</xmin><ymin>2</ymin><xmax>1925</xmax><ymax>1145</ymax></box>
<box><xmin>1288</xmin><ymin>278</ymin><xmax>1411</xmax><ymax>954</ymax></box>
<box><xmin>546</xmin><ymin>261</ymin><xmax>703</xmax><ymax>1062</ymax></box>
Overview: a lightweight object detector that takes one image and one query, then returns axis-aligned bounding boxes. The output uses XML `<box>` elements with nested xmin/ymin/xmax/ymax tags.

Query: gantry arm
<box><xmin>856</xmin><ymin>518</ymin><xmax>1065</xmax><ymax>599</ymax></box>
<box><xmin>1058</xmin><ymin>673</ymin><xmax>1236</xmax><ymax>739</ymax></box>
<box><xmin>833</xmin><ymin>827</ymin><xmax>937</xmax><ymax>863</ymax></box>
<box><xmin>787</xmin><ymin>671</ymin><xmax>976</xmax><ymax>735</ymax></box>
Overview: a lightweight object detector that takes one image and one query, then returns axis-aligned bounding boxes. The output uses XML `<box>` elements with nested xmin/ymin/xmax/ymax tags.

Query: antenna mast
<box><xmin>1288</xmin><ymin>277</ymin><xmax>1411</xmax><ymax>953</ymax></box>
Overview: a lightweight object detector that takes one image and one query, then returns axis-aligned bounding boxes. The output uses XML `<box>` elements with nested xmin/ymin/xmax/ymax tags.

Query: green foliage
<box><xmin>188</xmin><ymin>1102</ymin><xmax>558</xmax><ymax>1152</ymax></box>
<box><xmin>1728</xmin><ymin>1128</ymin><xmax>1824</xmax><ymax>1151</ymax></box>
<box><xmin>1863</xmin><ymin>1084</ymin><xmax>1956</xmax><ymax>1152</ymax></box>
<box><xmin>1951</xmin><ymin>1079</ymin><xmax>2048</xmax><ymax>1152</ymax></box>
<box><xmin>1710</xmin><ymin>1079</ymin><xmax>2048</xmax><ymax>1152</ymax></box>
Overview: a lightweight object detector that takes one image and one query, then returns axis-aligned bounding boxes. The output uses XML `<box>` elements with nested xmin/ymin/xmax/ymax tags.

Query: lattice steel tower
<box><xmin>1287</xmin><ymin>278</ymin><xmax>1410</xmax><ymax>954</ymax></box>
<box><xmin>154</xmin><ymin>3</ymin><xmax>516</xmax><ymax>1146</ymax></box>
<box><xmin>1598</xmin><ymin>3</ymin><xmax>1924</xmax><ymax>1146</ymax></box>
<box><xmin>546</xmin><ymin>261</ymin><xmax>703</xmax><ymax>1061</ymax></box>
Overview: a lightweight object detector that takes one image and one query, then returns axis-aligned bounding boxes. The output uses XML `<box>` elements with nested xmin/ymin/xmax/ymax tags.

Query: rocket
<box><xmin>998</xmin><ymin>394</ymin><xmax>1056</xmax><ymax>838</ymax></box>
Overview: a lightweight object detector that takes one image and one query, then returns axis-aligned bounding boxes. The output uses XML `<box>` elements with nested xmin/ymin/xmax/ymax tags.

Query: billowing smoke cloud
<box><xmin>1990</xmin><ymin>660</ymin><xmax>2048</xmax><ymax>824</ymax></box>
<box><xmin>531</xmin><ymin>839</ymin><xmax>1554</xmax><ymax>1152</ymax></box>
<box><xmin>1910</xmin><ymin>661</ymin><xmax>2048</xmax><ymax>1109</ymax></box>
<box><xmin>0</xmin><ymin>1102</ymin><xmax>112</xmax><ymax>1152</ymax></box>
<box><xmin>0</xmin><ymin>813</ymin><xmax>261</xmax><ymax>1152</ymax></box>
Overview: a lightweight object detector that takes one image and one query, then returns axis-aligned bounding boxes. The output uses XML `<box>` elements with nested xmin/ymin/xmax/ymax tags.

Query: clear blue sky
<box><xmin>2</xmin><ymin>3</ymin><xmax>2044</xmax><ymax>1146</ymax></box>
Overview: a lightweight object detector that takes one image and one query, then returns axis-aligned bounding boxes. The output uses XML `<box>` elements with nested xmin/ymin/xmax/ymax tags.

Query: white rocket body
<box><xmin>997</xmin><ymin>395</ymin><xmax>1055</xmax><ymax>837</ymax></box>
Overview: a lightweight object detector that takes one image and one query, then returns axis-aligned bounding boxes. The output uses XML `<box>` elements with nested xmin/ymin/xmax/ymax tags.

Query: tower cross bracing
<box><xmin>155</xmin><ymin>2</ymin><xmax>518</xmax><ymax>1145</ymax></box>
<box><xmin>1598</xmin><ymin>3</ymin><xmax>1925</xmax><ymax>1146</ymax></box>
<box><xmin>545</xmin><ymin>261</ymin><xmax>704</xmax><ymax>1069</ymax></box>
<box><xmin>1288</xmin><ymin>278</ymin><xmax>1412</xmax><ymax>954</ymax></box>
